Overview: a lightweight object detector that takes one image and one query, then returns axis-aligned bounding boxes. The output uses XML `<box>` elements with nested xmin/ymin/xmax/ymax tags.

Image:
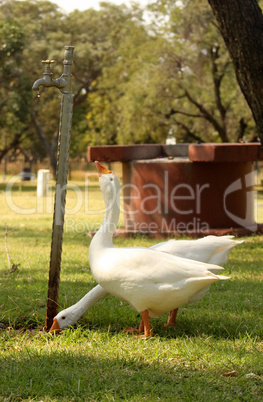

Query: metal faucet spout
<box><xmin>32</xmin><ymin>59</ymin><xmax>67</xmax><ymax>92</ymax></box>
<box><xmin>32</xmin><ymin>76</ymin><xmax>67</xmax><ymax>91</ymax></box>
<box><xmin>32</xmin><ymin>76</ymin><xmax>52</xmax><ymax>91</ymax></box>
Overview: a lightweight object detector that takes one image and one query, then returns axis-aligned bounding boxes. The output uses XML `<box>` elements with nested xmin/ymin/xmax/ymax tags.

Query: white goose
<box><xmin>151</xmin><ymin>235</ymin><xmax>242</xmax><ymax>266</ymax></box>
<box><xmin>50</xmin><ymin>234</ymin><xmax>240</xmax><ymax>332</ymax></box>
<box><xmin>50</xmin><ymin>162</ymin><xmax>230</xmax><ymax>336</ymax></box>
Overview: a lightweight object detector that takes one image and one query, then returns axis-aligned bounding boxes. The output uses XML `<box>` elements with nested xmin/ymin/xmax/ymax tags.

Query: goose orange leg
<box><xmin>138</xmin><ymin>318</ymin><xmax>144</xmax><ymax>333</ymax></box>
<box><xmin>140</xmin><ymin>310</ymin><xmax>154</xmax><ymax>337</ymax></box>
<box><xmin>125</xmin><ymin>310</ymin><xmax>154</xmax><ymax>337</ymax></box>
<box><xmin>164</xmin><ymin>308</ymin><xmax>178</xmax><ymax>327</ymax></box>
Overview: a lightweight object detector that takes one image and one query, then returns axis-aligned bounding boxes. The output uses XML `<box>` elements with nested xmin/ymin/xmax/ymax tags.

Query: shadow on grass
<box><xmin>1</xmin><ymin>353</ymin><xmax>174</xmax><ymax>400</ymax></box>
<box><xmin>1</xmin><ymin>337</ymin><xmax>262</xmax><ymax>401</ymax></box>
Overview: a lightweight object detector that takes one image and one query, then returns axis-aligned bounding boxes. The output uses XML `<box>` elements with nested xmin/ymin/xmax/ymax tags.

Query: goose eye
<box><xmin>110</xmin><ymin>177</ymin><xmax>113</xmax><ymax>181</ymax></box>
<box><xmin>61</xmin><ymin>316</ymin><xmax>66</xmax><ymax>320</ymax></box>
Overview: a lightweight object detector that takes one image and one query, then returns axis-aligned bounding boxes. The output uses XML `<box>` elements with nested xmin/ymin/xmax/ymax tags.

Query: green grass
<box><xmin>0</xmin><ymin>179</ymin><xmax>263</xmax><ymax>400</ymax></box>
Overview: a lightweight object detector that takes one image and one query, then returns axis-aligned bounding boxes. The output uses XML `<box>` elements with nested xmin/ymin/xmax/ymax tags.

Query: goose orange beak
<box><xmin>49</xmin><ymin>318</ymin><xmax>61</xmax><ymax>333</ymax></box>
<box><xmin>95</xmin><ymin>161</ymin><xmax>112</xmax><ymax>176</ymax></box>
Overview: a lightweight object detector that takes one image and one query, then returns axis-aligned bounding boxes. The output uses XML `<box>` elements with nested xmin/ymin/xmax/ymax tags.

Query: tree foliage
<box><xmin>0</xmin><ymin>16</ymin><xmax>27</xmax><ymax>160</ymax></box>
<box><xmin>0</xmin><ymin>0</ymin><xmax>260</xmax><ymax>173</ymax></box>
<box><xmin>89</xmin><ymin>0</ymin><xmax>255</xmax><ymax>144</ymax></box>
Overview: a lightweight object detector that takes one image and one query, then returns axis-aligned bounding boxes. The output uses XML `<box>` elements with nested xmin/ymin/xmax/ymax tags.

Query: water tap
<box><xmin>32</xmin><ymin>59</ymin><xmax>67</xmax><ymax>95</ymax></box>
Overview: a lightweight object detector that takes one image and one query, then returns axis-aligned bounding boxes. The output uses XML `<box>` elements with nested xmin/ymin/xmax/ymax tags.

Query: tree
<box><xmin>85</xmin><ymin>8</ymin><xmax>159</xmax><ymax>145</ymax></box>
<box><xmin>207</xmin><ymin>0</ymin><xmax>263</xmax><ymax>144</ymax></box>
<box><xmin>0</xmin><ymin>0</ymin><xmax>66</xmax><ymax>174</ymax></box>
<box><xmin>89</xmin><ymin>0</ymin><xmax>255</xmax><ymax>144</ymax></box>
<box><xmin>0</xmin><ymin>0</ymin><xmax>148</xmax><ymax>175</ymax></box>
<box><xmin>161</xmin><ymin>0</ymin><xmax>252</xmax><ymax>143</ymax></box>
<box><xmin>146</xmin><ymin>0</ymin><xmax>254</xmax><ymax>143</ymax></box>
<box><xmin>1</xmin><ymin>0</ymin><xmax>261</xmax><ymax>164</ymax></box>
<box><xmin>0</xmin><ymin>17</ymin><xmax>28</xmax><ymax>162</ymax></box>
<box><xmin>65</xmin><ymin>3</ymin><xmax>147</xmax><ymax>148</ymax></box>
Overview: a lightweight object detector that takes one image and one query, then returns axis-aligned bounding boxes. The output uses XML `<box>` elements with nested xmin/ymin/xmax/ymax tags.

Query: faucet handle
<box><xmin>42</xmin><ymin>60</ymin><xmax>55</xmax><ymax>65</ymax></box>
<box><xmin>41</xmin><ymin>60</ymin><xmax>55</xmax><ymax>74</ymax></box>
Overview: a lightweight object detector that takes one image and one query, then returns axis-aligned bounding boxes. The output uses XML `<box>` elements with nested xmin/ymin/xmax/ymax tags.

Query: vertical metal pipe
<box><xmin>32</xmin><ymin>45</ymin><xmax>75</xmax><ymax>330</ymax></box>
<box><xmin>45</xmin><ymin>46</ymin><xmax>75</xmax><ymax>330</ymax></box>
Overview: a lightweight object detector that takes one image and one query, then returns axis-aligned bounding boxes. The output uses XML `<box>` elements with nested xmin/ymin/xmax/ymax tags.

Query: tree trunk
<box><xmin>31</xmin><ymin>110</ymin><xmax>57</xmax><ymax>177</ymax></box>
<box><xmin>207</xmin><ymin>0</ymin><xmax>263</xmax><ymax>144</ymax></box>
<box><xmin>0</xmin><ymin>132</ymin><xmax>22</xmax><ymax>164</ymax></box>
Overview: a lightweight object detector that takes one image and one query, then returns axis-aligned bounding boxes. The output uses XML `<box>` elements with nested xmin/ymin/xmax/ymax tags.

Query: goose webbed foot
<box><xmin>125</xmin><ymin>327</ymin><xmax>140</xmax><ymax>335</ymax></box>
<box><xmin>125</xmin><ymin>310</ymin><xmax>154</xmax><ymax>338</ymax></box>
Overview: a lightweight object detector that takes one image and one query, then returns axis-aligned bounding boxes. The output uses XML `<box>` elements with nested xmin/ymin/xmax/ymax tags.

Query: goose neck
<box><xmin>71</xmin><ymin>285</ymin><xmax>108</xmax><ymax>320</ymax></box>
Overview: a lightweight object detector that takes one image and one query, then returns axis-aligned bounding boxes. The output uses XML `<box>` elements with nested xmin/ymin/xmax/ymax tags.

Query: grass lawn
<box><xmin>0</xmin><ymin>176</ymin><xmax>262</xmax><ymax>401</ymax></box>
